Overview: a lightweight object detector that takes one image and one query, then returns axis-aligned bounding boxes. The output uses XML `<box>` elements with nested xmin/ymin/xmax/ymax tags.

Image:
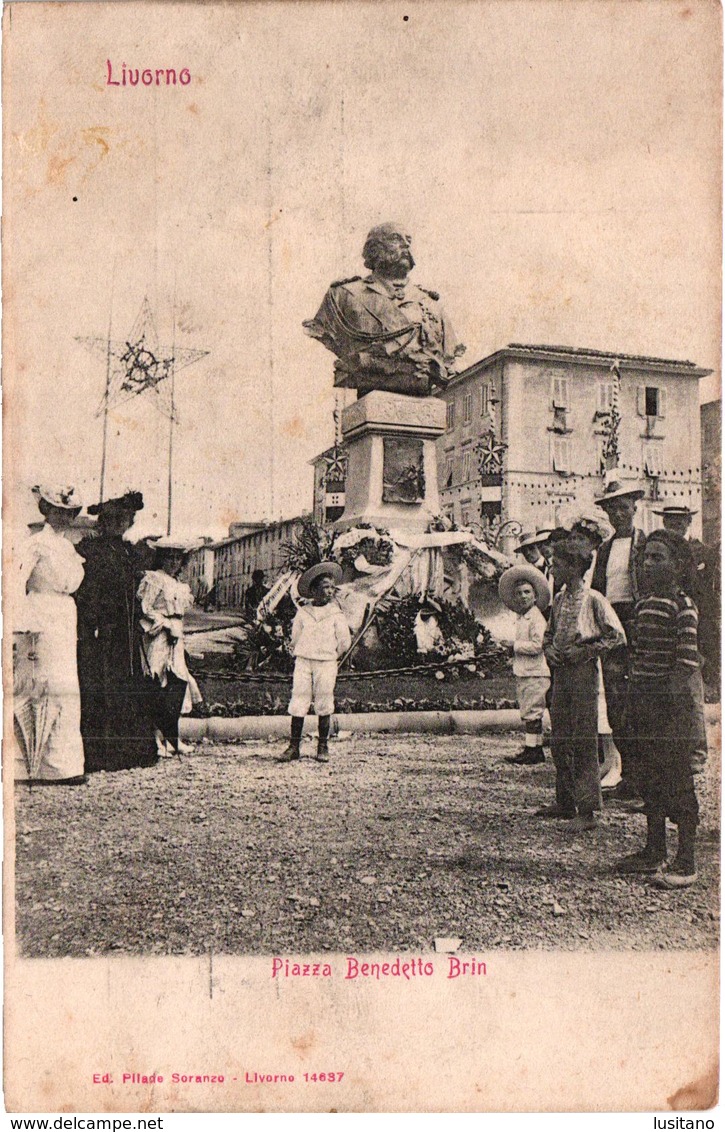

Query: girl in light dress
<box><xmin>137</xmin><ymin>540</ymin><xmax>202</xmax><ymax>756</ymax></box>
<box><xmin>14</xmin><ymin>486</ymin><xmax>86</xmax><ymax>784</ymax></box>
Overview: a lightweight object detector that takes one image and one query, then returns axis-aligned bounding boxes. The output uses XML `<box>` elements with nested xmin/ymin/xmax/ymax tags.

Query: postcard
<box><xmin>3</xmin><ymin>0</ymin><xmax>721</xmax><ymax>1114</ymax></box>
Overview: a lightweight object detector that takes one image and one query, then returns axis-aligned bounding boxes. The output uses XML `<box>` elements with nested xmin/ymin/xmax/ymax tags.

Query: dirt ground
<box><xmin>14</xmin><ymin>725</ymin><xmax>719</xmax><ymax>958</ymax></box>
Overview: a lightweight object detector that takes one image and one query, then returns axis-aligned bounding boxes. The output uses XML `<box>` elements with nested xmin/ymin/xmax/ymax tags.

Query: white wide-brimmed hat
<box><xmin>515</xmin><ymin>530</ymin><xmax>551</xmax><ymax>553</ymax></box>
<box><xmin>32</xmin><ymin>484</ymin><xmax>82</xmax><ymax>511</ymax></box>
<box><xmin>652</xmin><ymin>504</ymin><xmax>698</xmax><ymax>518</ymax></box>
<box><xmin>498</xmin><ymin>564</ymin><xmax>550</xmax><ymax>613</ymax></box>
<box><xmin>594</xmin><ymin>480</ymin><xmax>644</xmax><ymax>506</ymax></box>
<box><xmin>298</xmin><ymin>561</ymin><xmax>343</xmax><ymax>599</ymax></box>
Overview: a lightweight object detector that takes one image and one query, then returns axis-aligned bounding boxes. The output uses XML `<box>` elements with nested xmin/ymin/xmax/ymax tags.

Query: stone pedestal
<box><xmin>333</xmin><ymin>391</ymin><xmax>446</xmax><ymax>531</ymax></box>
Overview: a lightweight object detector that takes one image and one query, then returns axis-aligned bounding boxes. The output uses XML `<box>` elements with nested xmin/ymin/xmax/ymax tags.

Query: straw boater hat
<box><xmin>32</xmin><ymin>485</ymin><xmax>82</xmax><ymax>512</ymax></box>
<box><xmin>514</xmin><ymin>530</ymin><xmax>551</xmax><ymax>554</ymax></box>
<box><xmin>652</xmin><ymin>504</ymin><xmax>698</xmax><ymax>518</ymax></box>
<box><xmin>594</xmin><ymin>480</ymin><xmax>644</xmax><ymax>507</ymax></box>
<box><xmin>297</xmin><ymin>561</ymin><xmax>343</xmax><ymax>599</ymax></box>
<box><xmin>498</xmin><ymin>564</ymin><xmax>550</xmax><ymax>613</ymax></box>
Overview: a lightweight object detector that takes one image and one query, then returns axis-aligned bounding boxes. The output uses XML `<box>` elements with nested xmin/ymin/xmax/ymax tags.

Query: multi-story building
<box><xmin>212</xmin><ymin>515</ymin><xmax>310</xmax><ymax>609</ymax></box>
<box><xmin>701</xmin><ymin>399</ymin><xmax>721</xmax><ymax>548</ymax></box>
<box><xmin>438</xmin><ymin>344</ymin><xmax>710</xmax><ymax>544</ymax></box>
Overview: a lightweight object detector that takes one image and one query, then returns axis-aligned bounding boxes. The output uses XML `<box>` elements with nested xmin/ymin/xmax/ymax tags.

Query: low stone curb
<box><xmin>180</xmin><ymin>703</ymin><xmax>721</xmax><ymax>742</ymax></box>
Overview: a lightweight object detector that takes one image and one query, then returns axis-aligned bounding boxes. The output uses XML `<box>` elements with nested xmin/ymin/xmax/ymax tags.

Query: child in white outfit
<box><xmin>279</xmin><ymin>562</ymin><xmax>351</xmax><ymax>764</ymax></box>
<box><xmin>499</xmin><ymin>564</ymin><xmax>552</xmax><ymax>766</ymax></box>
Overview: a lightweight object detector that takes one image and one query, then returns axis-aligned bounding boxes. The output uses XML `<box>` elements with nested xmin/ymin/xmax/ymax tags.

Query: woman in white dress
<box><xmin>14</xmin><ymin>486</ymin><xmax>86</xmax><ymax>784</ymax></box>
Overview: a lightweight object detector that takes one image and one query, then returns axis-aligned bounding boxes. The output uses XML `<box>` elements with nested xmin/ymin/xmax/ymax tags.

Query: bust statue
<box><xmin>303</xmin><ymin>223</ymin><xmax>465</xmax><ymax>396</ymax></box>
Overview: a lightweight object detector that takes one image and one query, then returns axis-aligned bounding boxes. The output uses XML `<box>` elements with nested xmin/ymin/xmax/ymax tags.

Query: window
<box><xmin>446</xmin><ymin>400</ymin><xmax>455</xmax><ymax>430</ymax></box>
<box><xmin>444</xmin><ymin>453</ymin><xmax>454</xmax><ymax>487</ymax></box>
<box><xmin>644</xmin><ymin>441</ymin><xmax>664</xmax><ymax>478</ymax></box>
<box><xmin>552</xmin><ymin>437</ymin><xmax>572</xmax><ymax>475</ymax></box>
<box><xmin>462</xmin><ymin>448</ymin><xmax>472</xmax><ymax>482</ymax></box>
<box><xmin>551</xmin><ymin>375</ymin><xmax>570</xmax><ymax>410</ymax></box>
<box><xmin>461</xmin><ymin>505</ymin><xmax>471</xmax><ymax>526</ymax></box>
<box><xmin>463</xmin><ymin>392</ymin><xmax>473</xmax><ymax>424</ymax></box>
<box><xmin>637</xmin><ymin>385</ymin><xmax>667</xmax><ymax>418</ymax></box>
<box><xmin>598</xmin><ymin>382</ymin><xmax>614</xmax><ymax>413</ymax></box>
<box><xmin>481</xmin><ymin>383</ymin><xmax>490</xmax><ymax>416</ymax></box>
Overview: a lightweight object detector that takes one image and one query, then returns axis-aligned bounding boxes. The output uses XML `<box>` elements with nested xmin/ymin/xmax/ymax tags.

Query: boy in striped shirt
<box><xmin>617</xmin><ymin>530</ymin><xmax>701</xmax><ymax>886</ymax></box>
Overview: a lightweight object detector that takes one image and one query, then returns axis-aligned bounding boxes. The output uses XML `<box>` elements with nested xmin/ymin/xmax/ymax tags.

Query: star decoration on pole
<box><xmin>76</xmin><ymin>297</ymin><xmax>208</xmax><ymax>422</ymax></box>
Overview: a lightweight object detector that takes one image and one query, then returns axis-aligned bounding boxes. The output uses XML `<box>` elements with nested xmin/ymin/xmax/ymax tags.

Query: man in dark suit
<box><xmin>591</xmin><ymin>481</ymin><xmax>647</xmax><ymax>799</ymax></box>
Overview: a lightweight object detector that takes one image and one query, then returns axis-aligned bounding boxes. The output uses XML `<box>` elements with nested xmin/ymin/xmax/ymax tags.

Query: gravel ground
<box><xmin>14</xmin><ymin>726</ymin><xmax>719</xmax><ymax>957</ymax></box>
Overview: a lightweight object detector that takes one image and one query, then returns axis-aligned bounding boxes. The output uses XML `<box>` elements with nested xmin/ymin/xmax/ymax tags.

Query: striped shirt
<box><xmin>630</xmin><ymin>594</ymin><xmax>699</xmax><ymax>680</ymax></box>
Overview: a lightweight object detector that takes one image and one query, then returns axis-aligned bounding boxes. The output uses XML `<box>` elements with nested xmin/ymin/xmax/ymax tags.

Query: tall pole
<box><xmin>99</xmin><ymin>278</ymin><xmax>115</xmax><ymax>503</ymax></box>
<box><xmin>167</xmin><ymin>289</ymin><xmax>177</xmax><ymax>536</ymax></box>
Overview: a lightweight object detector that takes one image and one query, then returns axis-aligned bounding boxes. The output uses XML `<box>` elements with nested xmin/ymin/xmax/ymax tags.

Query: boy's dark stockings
<box><xmin>317</xmin><ymin>714</ymin><xmax>330</xmax><ymax>759</ymax></box>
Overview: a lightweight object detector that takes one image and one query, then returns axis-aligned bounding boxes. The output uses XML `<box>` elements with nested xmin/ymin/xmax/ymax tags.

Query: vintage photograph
<box><xmin>4</xmin><ymin>0</ymin><xmax>721</xmax><ymax>1113</ymax></box>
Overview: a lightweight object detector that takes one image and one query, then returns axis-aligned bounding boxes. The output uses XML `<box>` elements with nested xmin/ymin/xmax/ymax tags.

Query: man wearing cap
<box><xmin>303</xmin><ymin>223</ymin><xmax>464</xmax><ymax>396</ymax></box>
<box><xmin>278</xmin><ymin>562</ymin><xmax>351</xmax><ymax>764</ymax></box>
<box><xmin>591</xmin><ymin>481</ymin><xmax>647</xmax><ymax>798</ymax></box>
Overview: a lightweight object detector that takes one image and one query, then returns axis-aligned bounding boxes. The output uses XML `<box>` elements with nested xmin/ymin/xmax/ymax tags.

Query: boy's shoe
<box><xmin>277</xmin><ymin>745</ymin><xmax>301</xmax><ymax>763</ymax></box>
<box><xmin>506</xmin><ymin>748</ymin><xmax>545</xmax><ymax>766</ymax></box>
<box><xmin>564</xmin><ymin>813</ymin><xmax>599</xmax><ymax>833</ymax></box>
<box><xmin>315</xmin><ymin>739</ymin><xmax>330</xmax><ymax>763</ymax></box>
<box><xmin>615</xmin><ymin>850</ymin><xmax>665</xmax><ymax>874</ymax></box>
<box><xmin>656</xmin><ymin>862</ymin><xmax>697</xmax><ymax>888</ymax></box>
<box><xmin>534</xmin><ymin>804</ymin><xmax>576</xmax><ymax>819</ymax></box>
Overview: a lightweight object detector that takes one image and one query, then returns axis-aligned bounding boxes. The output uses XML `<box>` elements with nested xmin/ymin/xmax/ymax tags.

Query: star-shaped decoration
<box><xmin>322</xmin><ymin>448</ymin><xmax>349</xmax><ymax>488</ymax></box>
<box><xmin>76</xmin><ymin>298</ymin><xmax>208</xmax><ymax>422</ymax></box>
<box><xmin>475</xmin><ymin>431</ymin><xmax>507</xmax><ymax>476</ymax></box>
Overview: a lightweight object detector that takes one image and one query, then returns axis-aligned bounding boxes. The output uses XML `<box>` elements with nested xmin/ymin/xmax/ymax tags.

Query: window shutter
<box><xmin>637</xmin><ymin>386</ymin><xmax>646</xmax><ymax>416</ymax></box>
<box><xmin>658</xmin><ymin>387</ymin><xmax>667</xmax><ymax>418</ymax></box>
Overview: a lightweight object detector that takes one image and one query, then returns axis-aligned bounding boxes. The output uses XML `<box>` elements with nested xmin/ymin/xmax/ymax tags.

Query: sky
<box><xmin>5</xmin><ymin>0</ymin><xmax>721</xmax><ymax>539</ymax></box>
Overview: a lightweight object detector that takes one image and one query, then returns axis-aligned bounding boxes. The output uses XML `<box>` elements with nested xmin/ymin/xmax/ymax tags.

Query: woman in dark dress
<box><xmin>75</xmin><ymin>492</ymin><xmax>158</xmax><ymax>772</ymax></box>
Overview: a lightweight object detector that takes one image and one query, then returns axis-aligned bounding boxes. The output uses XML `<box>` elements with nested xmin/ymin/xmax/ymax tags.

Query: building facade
<box><xmin>212</xmin><ymin>515</ymin><xmax>309</xmax><ymax>609</ymax></box>
<box><xmin>701</xmin><ymin>399</ymin><xmax>721</xmax><ymax>548</ymax></box>
<box><xmin>438</xmin><ymin>344</ymin><xmax>709</xmax><ymax>545</ymax></box>
<box><xmin>182</xmin><ymin>541</ymin><xmax>216</xmax><ymax>601</ymax></box>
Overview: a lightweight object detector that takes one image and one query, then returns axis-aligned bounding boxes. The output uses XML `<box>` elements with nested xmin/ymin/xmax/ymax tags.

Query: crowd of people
<box><xmin>13</xmin><ymin>476</ymin><xmax>719</xmax><ymax>890</ymax></box>
<box><xmin>13</xmin><ymin>485</ymin><xmax>199</xmax><ymax>785</ymax></box>
<box><xmin>498</xmin><ymin>479</ymin><xmax>718</xmax><ymax>889</ymax></box>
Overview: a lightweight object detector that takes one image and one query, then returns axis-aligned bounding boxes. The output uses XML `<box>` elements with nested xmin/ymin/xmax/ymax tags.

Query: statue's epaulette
<box><xmin>418</xmin><ymin>286</ymin><xmax>440</xmax><ymax>301</ymax></box>
<box><xmin>331</xmin><ymin>276</ymin><xmax>362</xmax><ymax>287</ymax></box>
